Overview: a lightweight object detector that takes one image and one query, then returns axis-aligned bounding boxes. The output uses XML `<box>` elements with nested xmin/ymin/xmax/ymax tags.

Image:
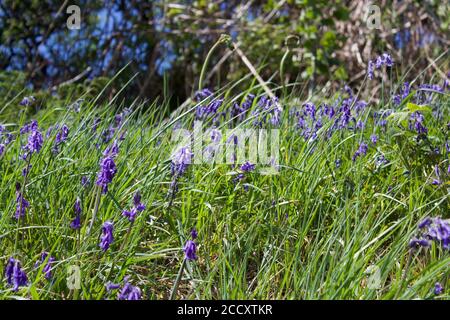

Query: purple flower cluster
<box><xmin>291</xmin><ymin>88</ymin><xmax>370</xmax><ymax>144</ymax></box>
<box><xmin>92</xmin><ymin>117</ymin><xmax>101</xmax><ymax>132</ymax></box>
<box><xmin>196</xmin><ymin>99</ymin><xmax>224</xmax><ymax>124</ymax></box>
<box><xmin>352</xmin><ymin>142</ymin><xmax>368</xmax><ymax>162</ymax></box>
<box><xmin>4</xmin><ymin>257</ymin><xmax>28</xmax><ymax>291</ymax></box>
<box><xmin>171</xmin><ymin>146</ymin><xmax>192</xmax><ymax>176</ymax></box>
<box><xmin>393</xmin><ymin>82</ymin><xmax>411</xmax><ymax>105</ymax></box>
<box><xmin>15</xmin><ymin>182</ymin><xmax>29</xmax><ymax>219</ymax></box>
<box><xmin>252</xmin><ymin>96</ymin><xmax>282</xmax><ymax>127</ymax></box>
<box><xmin>52</xmin><ymin>124</ymin><xmax>69</xmax><ymax>154</ymax></box>
<box><xmin>183</xmin><ymin>228</ymin><xmax>198</xmax><ymax>261</ymax></box>
<box><xmin>34</xmin><ymin>252</ymin><xmax>55</xmax><ymax>280</ymax></box>
<box><xmin>415</xmin><ymin>84</ymin><xmax>445</xmax><ymax>104</ymax></box>
<box><xmin>435</xmin><ymin>282</ymin><xmax>444</xmax><ymax>295</ymax></box>
<box><xmin>375</xmin><ymin>154</ymin><xmax>389</xmax><ymax>167</ymax></box>
<box><xmin>367</xmin><ymin>53</ymin><xmax>394</xmax><ymax>80</ymax></box>
<box><xmin>20</xmin><ymin>120</ymin><xmax>38</xmax><ymax>134</ymax></box>
<box><xmin>169</xmin><ymin>146</ymin><xmax>193</xmax><ymax>197</ymax></box>
<box><xmin>190</xmin><ymin>228</ymin><xmax>198</xmax><ymax>240</ymax></box>
<box><xmin>70</xmin><ymin>198</ymin><xmax>82</xmax><ymax>230</ymax></box>
<box><xmin>233</xmin><ymin>161</ymin><xmax>256</xmax><ymax>187</ymax></box>
<box><xmin>19</xmin><ymin>96</ymin><xmax>36</xmax><ymax>107</ymax></box>
<box><xmin>194</xmin><ymin>88</ymin><xmax>213</xmax><ymax>102</ymax></box>
<box><xmin>98</xmin><ymin>109</ymin><xmax>131</xmax><ymax>144</ymax></box>
<box><xmin>0</xmin><ymin>125</ymin><xmax>13</xmax><ymax>156</ymax></box>
<box><xmin>107</xmin><ymin>276</ymin><xmax>142</xmax><ymax>300</ymax></box>
<box><xmin>100</xmin><ymin>221</ymin><xmax>114</xmax><ymax>252</ymax></box>
<box><xmin>431</xmin><ymin>165</ymin><xmax>443</xmax><ymax>186</ymax></box>
<box><xmin>122</xmin><ymin>191</ymin><xmax>146</xmax><ymax>222</ymax></box>
<box><xmin>21</xmin><ymin>120</ymin><xmax>43</xmax><ymax>158</ymax></box>
<box><xmin>409</xmin><ymin>217</ymin><xmax>450</xmax><ymax>250</ymax></box>
<box><xmin>96</xmin><ymin>141</ymin><xmax>119</xmax><ymax>194</ymax></box>
<box><xmin>184</xmin><ymin>240</ymin><xmax>197</xmax><ymax>260</ymax></box>
<box><xmin>231</xmin><ymin>94</ymin><xmax>255</xmax><ymax>122</ymax></box>
<box><xmin>240</xmin><ymin>161</ymin><xmax>256</xmax><ymax>172</ymax></box>
<box><xmin>408</xmin><ymin>112</ymin><xmax>428</xmax><ymax>135</ymax></box>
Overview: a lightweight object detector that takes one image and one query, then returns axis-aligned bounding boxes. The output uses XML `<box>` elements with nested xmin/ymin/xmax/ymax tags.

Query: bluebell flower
<box><xmin>194</xmin><ymin>88</ymin><xmax>213</xmax><ymax>102</ymax></box>
<box><xmin>409</xmin><ymin>112</ymin><xmax>428</xmax><ymax>135</ymax></box>
<box><xmin>5</xmin><ymin>257</ymin><xmax>28</xmax><ymax>291</ymax></box>
<box><xmin>106</xmin><ymin>282</ymin><xmax>121</xmax><ymax>292</ymax></box>
<box><xmin>432</xmin><ymin>165</ymin><xmax>441</xmax><ymax>185</ymax></box>
<box><xmin>70</xmin><ymin>198</ymin><xmax>82</xmax><ymax>230</ymax></box>
<box><xmin>106</xmin><ymin>276</ymin><xmax>142</xmax><ymax>300</ymax></box>
<box><xmin>19</xmin><ymin>96</ymin><xmax>36</xmax><ymax>107</ymax></box>
<box><xmin>382</xmin><ymin>53</ymin><xmax>393</xmax><ymax>67</ymax></box>
<box><xmin>23</xmin><ymin>123</ymin><xmax>43</xmax><ymax>157</ymax></box>
<box><xmin>393</xmin><ymin>82</ymin><xmax>411</xmax><ymax>106</ymax></box>
<box><xmin>118</xmin><ymin>277</ymin><xmax>142</xmax><ymax>300</ymax></box>
<box><xmin>81</xmin><ymin>176</ymin><xmax>90</xmax><ymax>187</ymax></box>
<box><xmin>352</xmin><ymin>142</ymin><xmax>368</xmax><ymax>162</ymax></box>
<box><xmin>52</xmin><ymin>124</ymin><xmax>69</xmax><ymax>153</ymax></box>
<box><xmin>20</xmin><ymin>120</ymin><xmax>38</xmax><ymax>134</ymax></box>
<box><xmin>252</xmin><ymin>96</ymin><xmax>282</xmax><ymax>127</ymax></box>
<box><xmin>435</xmin><ymin>282</ymin><xmax>443</xmax><ymax>295</ymax></box>
<box><xmin>367</xmin><ymin>53</ymin><xmax>394</xmax><ymax>80</ymax></box>
<box><xmin>370</xmin><ymin>134</ymin><xmax>378</xmax><ymax>145</ymax></box>
<box><xmin>122</xmin><ymin>192</ymin><xmax>145</xmax><ymax>223</ymax></box>
<box><xmin>375</xmin><ymin>155</ymin><xmax>389</xmax><ymax>167</ymax></box>
<box><xmin>356</xmin><ymin>120</ymin><xmax>365</xmax><ymax>130</ymax></box>
<box><xmin>34</xmin><ymin>252</ymin><xmax>55</xmax><ymax>280</ymax></box>
<box><xmin>190</xmin><ymin>228</ymin><xmax>198</xmax><ymax>240</ymax></box>
<box><xmin>240</xmin><ymin>161</ymin><xmax>255</xmax><ymax>172</ymax></box>
<box><xmin>122</xmin><ymin>207</ymin><xmax>138</xmax><ymax>222</ymax></box>
<box><xmin>184</xmin><ymin>240</ymin><xmax>197</xmax><ymax>261</ymax></box>
<box><xmin>231</xmin><ymin>94</ymin><xmax>254</xmax><ymax>122</ymax></box>
<box><xmin>171</xmin><ymin>146</ymin><xmax>192</xmax><ymax>177</ymax></box>
<box><xmin>133</xmin><ymin>191</ymin><xmax>146</xmax><ymax>212</ymax></box>
<box><xmin>96</xmin><ymin>142</ymin><xmax>119</xmax><ymax>194</ymax></box>
<box><xmin>100</xmin><ymin>221</ymin><xmax>114</xmax><ymax>252</ymax></box>
<box><xmin>4</xmin><ymin>257</ymin><xmax>14</xmax><ymax>285</ymax></box>
<box><xmin>92</xmin><ymin>118</ymin><xmax>101</xmax><ymax>132</ymax></box>
<box><xmin>4</xmin><ymin>132</ymin><xmax>13</xmax><ymax>145</ymax></box>
<box><xmin>367</xmin><ymin>60</ymin><xmax>375</xmax><ymax>80</ymax></box>
<box><xmin>411</xmin><ymin>217</ymin><xmax>450</xmax><ymax>250</ymax></box>
<box><xmin>419</xmin><ymin>217</ymin><xmax>432</xmax><ymax>229</ymax></box>
<box><xmin>70</xmin><ymin>214</ymin><xmax>81</xmax><ymax>230</ymax></box>
<box><xmin>15</xmin><ymin>182</ymin><xmax>29</xmax><ymax>219</ymax></box>
<box><xmin>409</xmin><ymin>237</ymin><xmax>430</xmax><ymax>248</ymax></box>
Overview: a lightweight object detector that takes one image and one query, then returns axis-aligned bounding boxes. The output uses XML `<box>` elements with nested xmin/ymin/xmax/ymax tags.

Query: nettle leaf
<box><xmin>404</xmin><ymin>103</ymin><xmax>432</xmax><ymax>113</ymax></box>
<box><xmin>387</xmin><ymin>111</ymin><xmax>410</xmax><ymax>127</ymax></box>
<box><xmin>389</xmin><ymin>102</ymin><xmax>433</xmax><ymax>127</ymax></box>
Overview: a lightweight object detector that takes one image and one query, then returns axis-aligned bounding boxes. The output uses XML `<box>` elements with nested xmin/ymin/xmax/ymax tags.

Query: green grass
<box><xmin>0</xmin><ymin>70</ymin><xmax>449</xmax><ymax>300</ymax></box>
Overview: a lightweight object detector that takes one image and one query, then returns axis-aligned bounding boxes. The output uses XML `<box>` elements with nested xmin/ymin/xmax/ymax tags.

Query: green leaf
<box><xmin>404</xmin><ymin>103</ymin><xmax>432</xmax><ymax>113</ymax></box>
<box><xmin>387</xmin><ymin>111</ymin><xmax>410</xmax><ymax>127</ymax></box>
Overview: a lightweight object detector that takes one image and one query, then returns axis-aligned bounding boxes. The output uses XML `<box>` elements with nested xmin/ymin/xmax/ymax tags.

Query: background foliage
<box><xmin>0</xmin><ymin>0</ymin><xmax>448</xmax><ymax>109</ymax></box>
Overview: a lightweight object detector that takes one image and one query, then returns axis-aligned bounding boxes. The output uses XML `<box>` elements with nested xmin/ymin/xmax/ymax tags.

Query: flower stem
<box><xmin>86</xmin><ymin>186</ymin><xmax>101</xmax><ymax>236</ymax></box>
<box><xmin>169</xmin><ymin>258</ymin><xmax>186</xmax><ymax>300</ymax></box>
<box><xmin>198</xmin><ymin>34</ymin><xmax>231</xmax><ymax>91</ymax></box>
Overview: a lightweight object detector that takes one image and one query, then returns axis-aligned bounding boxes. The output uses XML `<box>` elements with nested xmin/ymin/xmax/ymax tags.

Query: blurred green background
<box><xmin>0</xmin><ymin>0</ymin><xmax>448</xmax><ymax>109</ymax></box>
